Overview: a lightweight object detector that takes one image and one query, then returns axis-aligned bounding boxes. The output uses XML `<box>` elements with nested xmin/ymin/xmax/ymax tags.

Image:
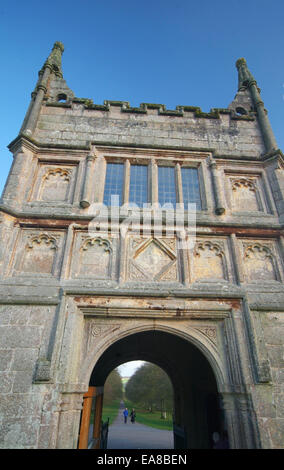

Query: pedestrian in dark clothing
<box><xmin>123</xmin><ymin>408</ymin><xmax>128</xmax><ymax>423</ymax></box>
<box><xmin>130</xmin><ymin>409</ymin><xmax>136</xmax><ymax>423</ymax></box>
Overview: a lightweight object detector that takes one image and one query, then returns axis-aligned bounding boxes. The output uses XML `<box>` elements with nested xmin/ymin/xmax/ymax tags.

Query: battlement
<box><xmin>45</xmin><ymin>97</ymin><xmax>255</xmax><ymax>121</ymax></box>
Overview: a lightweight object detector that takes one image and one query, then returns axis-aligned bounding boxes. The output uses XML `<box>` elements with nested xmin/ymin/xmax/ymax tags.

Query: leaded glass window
<box><xmin>102</xmin><ymin>160</ymin><xmax>202</xmax><ymax>210</ymax></box>
<box><xmin>103</xmin><ymin>163</ymin><xmax>124</xmax><ymax>206</ymax></box>
<box><xmin>181</xmin><ymin>167</ymin><xmax>201</xmax><ymax>210</ymax></box>
<box><xmin>158</xmin><ymin>166</ymin><xmax>176</xmax><ymax>207</ymax></box>
<box><xmin>129</xmin><ymin>165</ymin><xmax>148</xmax><ymax>207</ymax></box>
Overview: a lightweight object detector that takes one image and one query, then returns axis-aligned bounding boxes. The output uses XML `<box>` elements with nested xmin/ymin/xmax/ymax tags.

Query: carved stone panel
<box><xmin>29</xmin><ymin>163</ymin><xmax>77</xmax><ymax>204</ymax></box>
<box><xmin>240</xmin><ymin>240</ymin><xmax>281</xmax><ymax>282</ymax></box>
<box><xmin>85</xmin><ymin>320</ymin><xmax>121</xmax><ymax>353</ymax></box>
<box><xmin>11</xmin><ymin>230</ymin><xmax>65</xmax><ymax>277</ymax></box>
<box><xmin>69</xmin><ymin>232</ymin><xmax>117</xmax><ymax>280</ymax></box>
<box><xmin>127</xmin><ymin>237</ymin><xmax>178</xmax><ymax>282</ymax></box>
<box><xmin>191</xmin><ymin>239</ymin><xmax>229</xmax><ymax>282</ymax></box>
<box><xmin>226</xmin><ymin>174</ymin><xmax>266</xmax><ymax>213</ymax></box>
<box><xmin>193</xmin><ymin>325</ymin><xmax>218</xmax><ymax>345</ymax></box>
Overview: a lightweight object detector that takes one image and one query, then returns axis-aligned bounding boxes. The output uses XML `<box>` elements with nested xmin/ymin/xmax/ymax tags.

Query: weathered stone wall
<box><xmin>0</xmin><ymin>304</ymin><xmax>58</xmax><ymax>448</ymax></box>
<box><xmin>0</xmin><ymin>142</ymin><xmax>284</xmax><ymax>449</ymax></box>
<box><xmin>34</xmin><ymin>99</ymin><xmax>265</xmax><ymax>158</ymax></box>
<box><xmin>250</xmin><ymin>310</ymin><xmax>284</xmax><ymax>448</ymax></box>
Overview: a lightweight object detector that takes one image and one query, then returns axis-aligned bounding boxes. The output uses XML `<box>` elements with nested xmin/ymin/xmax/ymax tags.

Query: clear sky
<box><xmin>1</xmin><ymin>0</ymin><xmax>284</xmax><ymax>196</ymax></box>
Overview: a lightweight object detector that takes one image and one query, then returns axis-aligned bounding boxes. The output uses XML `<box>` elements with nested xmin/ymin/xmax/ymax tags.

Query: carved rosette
<box><xmin>86</xmin><ymin>322</ymin><xmax>121</xmax><ymax>351</ymax></box>
<box><xmin>194</xmin><ymin>326</ymin><xmax>218</xmax><ymax>345</ymax></box>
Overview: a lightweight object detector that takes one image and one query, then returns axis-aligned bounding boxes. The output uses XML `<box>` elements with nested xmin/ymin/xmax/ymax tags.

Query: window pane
<box><xmin>103</xmin><ymin>163</ymin><xmax>124</xmax><ymax>206</ymax></box>
<box><xmin>181</xmin><ymin>167</ymin><xmax>201</xmax><ymax>210</ymax></box>
<box><xmin>129</xmin><ymin>165</ymin><xmax>148</xmax><ymax>207</ymax></box>
<box><xmin>158</xmin><ymin>166</ymin><xmax>176</xmax><ymax>207</ymax></box>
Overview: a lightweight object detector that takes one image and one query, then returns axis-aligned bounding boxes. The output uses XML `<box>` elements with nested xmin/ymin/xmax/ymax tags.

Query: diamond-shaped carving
<box><xmin>133</xmin><ymin>239</ymin><xmax>175</xmax><ymax>280</ymax></box>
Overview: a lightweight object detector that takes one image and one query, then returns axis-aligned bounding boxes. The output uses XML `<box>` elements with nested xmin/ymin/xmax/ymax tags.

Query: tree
<box><xmin>103</xmin><ymin>368</ymin><xmax>123</xmax><ymax>405</ymax></box>
<box><xmin>125</xmin><ymin>363</ymin><xmax>173</xmax><ymax>413</ymax></box>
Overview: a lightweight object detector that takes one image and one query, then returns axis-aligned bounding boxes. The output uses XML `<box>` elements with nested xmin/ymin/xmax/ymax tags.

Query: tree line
<box><xmin>104</xmin><ymin>362</ymin><xmax>173</xmax><ymax>414</ymax></box>
<box><xmin>125</xmin><ymin>363</ymin><xmax>173</xmax><ymax>414</ymax></box>
<box><xmin>103</xmin><ymin>368</ymin><xmax>123</xmax><ymax>405</ymax></box>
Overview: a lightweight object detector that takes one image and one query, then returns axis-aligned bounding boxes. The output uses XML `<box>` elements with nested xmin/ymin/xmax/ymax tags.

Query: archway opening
<box><xmin>78</xmin><ymin>329</ymin><xmax>225</xmax><ymax>449</ymax></box>
<box><xmin>103</xmin><ymin>361</ymin><xmax>175</xmax><ymax>449</ymax></box>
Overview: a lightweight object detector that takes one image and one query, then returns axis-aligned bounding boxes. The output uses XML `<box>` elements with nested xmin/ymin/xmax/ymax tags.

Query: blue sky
<box><xmin>1</xmin><ymin>0</ymin><xmax>284</xmax><ymax>196</ymax></box>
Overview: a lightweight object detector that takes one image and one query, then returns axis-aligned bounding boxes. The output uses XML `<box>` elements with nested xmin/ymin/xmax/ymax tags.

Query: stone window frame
<box><xmin>100</xmin><ymin>154</ymin><xmax>207</xmax><ymax>212</ymax></box>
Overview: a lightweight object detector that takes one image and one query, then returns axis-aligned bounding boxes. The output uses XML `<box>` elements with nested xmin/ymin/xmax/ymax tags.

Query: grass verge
<box><xmin>101</xmin><ymin>399</ymin><xmax>121</xmax><ymax>426</ymax></box>
<box><xmin>124</xmin><ymin>400</ymin><xmax>173</xmax><ymax>431</ymax></box>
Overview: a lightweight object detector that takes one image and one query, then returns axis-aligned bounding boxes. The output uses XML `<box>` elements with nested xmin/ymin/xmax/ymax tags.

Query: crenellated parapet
<box><xmin>45</xmin><ymin>97</ymin><xmax>256</xmax><ymax>121</ymax></box>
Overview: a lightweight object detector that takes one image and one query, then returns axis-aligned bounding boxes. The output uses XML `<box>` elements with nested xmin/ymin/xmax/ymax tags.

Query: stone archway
<box><xmin>55</xmin><ymin>295</ymin><xmax>260</xmax><ymax>449</ymax></box>
<box><xmin>79</xmin><ymin>329</ymin><xmax>224</xmax><ymax>449</ymax></box>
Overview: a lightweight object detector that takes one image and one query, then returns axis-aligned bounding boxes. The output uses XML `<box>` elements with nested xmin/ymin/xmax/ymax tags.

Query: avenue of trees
<box><xmin>103</xmin><ymin>363</ymin><xmax>174</xmax><ymax>417</ymax></box>
<box><xmin>103</xmin><ymin>368</ymin><xmax>123</xmax><ymax>405</ymax></box>
<box><xmin>125</xmin><ymin>362</ymin><xmax>173</xmax><ymax>414</ymax></box>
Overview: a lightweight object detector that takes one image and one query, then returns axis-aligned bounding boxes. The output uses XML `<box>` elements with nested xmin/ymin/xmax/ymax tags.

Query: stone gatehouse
<box><xmin>0</xmin><ymin>42</ymin><xmax>283</xmax><ymax>449</ymax></box>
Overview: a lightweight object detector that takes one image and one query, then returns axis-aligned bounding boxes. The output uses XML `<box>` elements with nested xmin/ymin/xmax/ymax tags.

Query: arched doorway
<box><xmin>78</xmin><ymin>329</ymin><xmax>225</xmax><ymax>449</ymax></box>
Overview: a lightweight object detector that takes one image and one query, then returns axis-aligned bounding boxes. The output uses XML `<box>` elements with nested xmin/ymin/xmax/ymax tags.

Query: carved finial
<box><xmin>236</xmin><ymin>57</ymin><xmax>257</xmax><ymax>91</ymax></box>
<box><xmin>53</xmin><ymin>41</ymin><xmax>64</xmax><ymax>53</ymax></box>
<box><xmin>235</xmin><ymin>57</ymin><xmax>247</xmax><ymax>69</ymax></box>
<box><xmin>41</xmin><ymin>41</ymin><xmax>65</xmax><ymax>78</ymax></box>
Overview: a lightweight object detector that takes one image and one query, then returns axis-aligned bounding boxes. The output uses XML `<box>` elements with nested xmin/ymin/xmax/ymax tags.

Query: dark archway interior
<box><xmin>89</xmin><ymin>330</ymin><xmax>223</xmax><ymax>448</ymax></box>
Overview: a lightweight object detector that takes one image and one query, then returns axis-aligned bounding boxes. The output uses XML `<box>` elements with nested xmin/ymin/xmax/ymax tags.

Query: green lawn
<box><xmin>100</xmin><ymin>399</ymin><xmax>173</xmax><ymax>431</ymax></box>
<box><xmin>101</xmin><ymin>400</ymin><xmax>121</xmax><ymax>426</ymax></box>
<box><xmin>124</xmin><ymin>400</ymin><xmax>173</xmax><ymax>431</ymax></box>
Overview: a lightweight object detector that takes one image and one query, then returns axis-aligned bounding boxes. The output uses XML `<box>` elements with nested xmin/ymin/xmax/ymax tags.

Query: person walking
<box><xmin>130</xmin><ymin>409</ymin><xmax>136</xmax><ymax>424</ymax></box>
<box><xmin>123</xmin><ymin>408</ymin><xmax>129</xmax><ymax>423</ymax></box>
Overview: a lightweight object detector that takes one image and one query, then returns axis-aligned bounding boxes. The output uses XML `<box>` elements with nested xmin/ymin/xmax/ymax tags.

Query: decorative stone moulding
<box><xmin>231</xmin><ymin>178</ymin><xmax>257</xmax><ymax>192</ymax></box>
<box><xmin>26</xmin><ymin>233</ymin><xmax>58</xmax><ymax>250</ymax></box>
<box><xmin>43</xmin><ymin>167</ymin><xmax>71</xmax><ymax>181</ymax></box>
